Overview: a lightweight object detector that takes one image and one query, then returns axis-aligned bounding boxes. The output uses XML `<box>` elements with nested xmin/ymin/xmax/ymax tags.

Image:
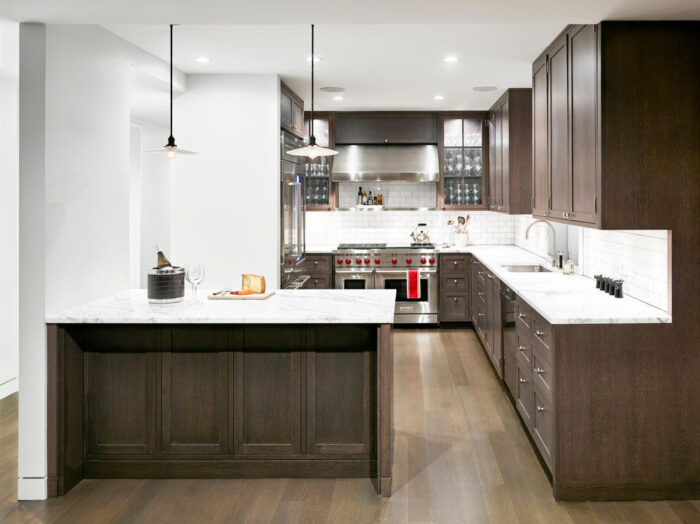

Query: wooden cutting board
<box><xmin>208</xmin><ymin>291</ymin><xmax>276</xmax><ymax>300</ymax></box>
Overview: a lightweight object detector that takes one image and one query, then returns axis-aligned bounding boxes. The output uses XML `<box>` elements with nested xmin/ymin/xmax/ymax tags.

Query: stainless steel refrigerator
<box><xmin>280</xmin><ymin>131</ymin><xmax>309</xmax><ymax>289</ymax></box>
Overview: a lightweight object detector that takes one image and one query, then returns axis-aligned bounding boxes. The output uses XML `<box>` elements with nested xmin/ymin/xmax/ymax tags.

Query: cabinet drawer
<box><xmin>532</xmin><ymin>389</ymin><xmax>554</xmax><ymax>471</ymax></box>
<box><xmin>532</xmin><ymin>344</ymin><xmax>553</xmax><ymax>402</ymax></box>
<box><xmin>300</xmin><ymin>255</ymin><xmax>332</xmax><ymax>274</ymax></box>
<box><xmin>516</xmin><ymin>325</ymin><xmax>532</xmax><ymax>365</ymax></box>
<box><xmin>442</xmin><ymin>274</ymin><xmax>469</xmax><ymax>291</ymax></box>
<box><xmin>532</xmin><ymin>311</ymin><xmax>553</xmax><ymax>359</ymax></box>
<box><xmin>302</xmin><ymin>275</ymin><xmax>331</xmax><ymax>289</ymax></box>
<box><xmin>442</xmin><ymin>255</ymin><xmax>469</xmax><ymax>272</ymax></box>
<box><xmin>441</xmin><ymin>293</ymin><xmax>470</xmax><ymax>322</ymax></box>
<box><xmin>515</xmin><ymin>351</ymin><xmax>533</xmax><ymax>428</ymax></box>
<box><xmin>515</xmin><ymin>296</ymin><xmax>532</xmax><ymax>331</ymax></box>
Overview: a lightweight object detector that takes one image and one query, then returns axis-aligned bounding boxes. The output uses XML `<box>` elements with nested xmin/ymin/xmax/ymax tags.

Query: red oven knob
<box><xmin>406</xmin><ymin>258</ymin><xmax>412</xmax><ymax>264</ymax></box>
<box><xmin>420</xmin><ymin>258</ymin><xmax>426</xmax><ymax>264</ymax></box>
<box><xmin>345</xmin><ymin>258</ymin><xmax>352</xmax><ymax>265</ymax></box>
<box><xmin>364</xmin><ymin>258</ymin><xmax>370</xmax><ymax>265</ymax></box>
<box><xmin>356</xmin><ymin>258</ymin><xmax>362</xmax><ymax>265</ymax></box>
<box><xmin>391</xmin><ymin>258</ymin><xmax>397</xmax><ymax>265</ymax></box>
<box><xmin>375</xmin><ymin>258</ymin><xmax>381</xmax><ymax>265</ymax></box>
<box><xmin>337</xmin><ymin>259</ymin><xmax>343</xmax><ymax>265</ymax></box>
<box><xmin>429</xmin><ymin>258</ymin><xmax>435</xmax><ymax>264</ymax></box>
<box><xmin>287</xmin><ymin>259</ymin><xmax>292</xmax><ymax>265</ymax></box>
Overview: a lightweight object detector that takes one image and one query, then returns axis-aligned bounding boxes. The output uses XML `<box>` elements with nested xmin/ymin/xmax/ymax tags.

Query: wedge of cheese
<box><xmin>241</xmin><ymin>274</ymin><xmax>266</xmax><ymax>294</ymax></box>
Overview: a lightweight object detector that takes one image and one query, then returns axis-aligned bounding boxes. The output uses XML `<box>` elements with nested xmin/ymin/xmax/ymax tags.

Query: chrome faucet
<box><xmin>525</xmin><ymin>220</ymin><xmax>557</xmax><ymax>267</ymax></box>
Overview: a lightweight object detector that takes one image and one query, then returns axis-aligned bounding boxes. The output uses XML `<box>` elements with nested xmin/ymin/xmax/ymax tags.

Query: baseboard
<box><xmin>0</xmin><ymin>377</ymin><xmax>18</xmax><ymax>399</ymax></box>
<box><xmin>84</xmin><ymin>459</ymin><xmax>376</xmax><ymax>480</ymax></box>
<box><xmin>18</xmin><ymin>477</ymin><xmax>48</xmax><ymax>500</ymax></box>
<box><xmin>553</xmin><ymin>480</ymin><xmax>700</xmax><ymax>501</ymax></box>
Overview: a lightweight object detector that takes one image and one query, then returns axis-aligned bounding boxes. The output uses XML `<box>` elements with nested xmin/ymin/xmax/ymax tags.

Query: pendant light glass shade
<box><xmin>287</xmin><ymin>24</ymin><xmax>338</xmax><ymax>159</ymax></box>
<box><xmin>147</xmin><ymin>24</ymin><xmax>197</xmax><ymax>159</ymax></box>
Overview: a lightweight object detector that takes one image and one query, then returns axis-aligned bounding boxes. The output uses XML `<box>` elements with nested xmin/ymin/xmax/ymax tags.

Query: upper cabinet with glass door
<box><xmin>439</xmin><ymin>115</ymin><xmax>487</xmax><ymax>209</ymax></box>
<box><xmin>304</xmin><ymin>113</ymin><xmax>335</xmax><ymax>211</ymax></box>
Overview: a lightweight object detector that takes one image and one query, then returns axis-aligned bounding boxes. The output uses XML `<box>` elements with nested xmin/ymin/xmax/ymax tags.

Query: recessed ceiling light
<box><xmin>473</xmin><ymin>86</ymin><xmax>498</xmax><ymax>92</ymax></box>
<box><xmin>306</xmin><ymin>55</ymin><xmax>321</xmax><ymax>63</ymax></box>
<box><xmin>333</xmin><ymin>95</ymin><xmax>343</xmax><ymax>101</ymax></box>
<box><xmin>433</xmin><ymin>95</ymin><xmax>444</xmax><ymax>100</ymax></box>
<box><xmin>195</xmin><ymin>56</ymin><xmax>211</xmax><ymax>63</ymax></box>
<box><xmin>321</xmin><ymin>86</ymin><xmax>345</xmax><ymax>93</ymax></box>
<box><xmin>444</xmin><ymin>56</ymin><xmax>459</xmax><ymax>63</ymax></box>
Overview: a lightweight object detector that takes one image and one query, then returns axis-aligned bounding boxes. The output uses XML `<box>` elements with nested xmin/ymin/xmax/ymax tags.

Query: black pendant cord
<box><xmin>310</xmin><ymin>24</ymin><xmax>315</xmax><ymax>145</ymax></box>
<box><xmin>169</xmin><ymin>24</ymin><xmax>174</xmax><ymax>144</ymax></box>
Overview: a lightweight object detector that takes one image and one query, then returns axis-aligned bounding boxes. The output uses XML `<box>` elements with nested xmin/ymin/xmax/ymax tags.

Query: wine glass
<box><xmin>185</xmin><ymin>263</ymin><xmax>206</xmax><ymax>303</ymax></box>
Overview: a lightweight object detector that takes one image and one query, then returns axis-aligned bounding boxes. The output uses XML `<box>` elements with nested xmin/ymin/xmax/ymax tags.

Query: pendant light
<box><xmin>288</xmin><ymin>24</ymin><xmax>338</xmax><ymax>159</ymax></box>
<box><xmin>147</xmin><ymin>24</ymin><xmax>197</xmax><ymax>159</ymax></box>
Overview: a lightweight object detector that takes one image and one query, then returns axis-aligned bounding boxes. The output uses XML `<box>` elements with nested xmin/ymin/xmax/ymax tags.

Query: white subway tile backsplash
<box><xmin>307</xmin><ymin>210</ymin><xmax>514</xmax><ymax>247</ymax></box>
<box><xmin>338</xmin><ymin>182</ymin><xmax>436</xmax><ymax>209</ymax></box>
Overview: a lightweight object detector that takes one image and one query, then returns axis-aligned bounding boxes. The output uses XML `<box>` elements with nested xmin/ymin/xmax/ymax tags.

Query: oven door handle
<box><xmin>376</xmin><ymin>269</ymin><xmax>437</xmax><ymax>276</ymax></box>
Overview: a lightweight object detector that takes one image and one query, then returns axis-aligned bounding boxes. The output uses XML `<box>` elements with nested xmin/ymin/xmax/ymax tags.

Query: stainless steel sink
<box><xmin>501</xmin><ymin>265</ymin><xmax>552</xmax><ymax>273</ymax></box>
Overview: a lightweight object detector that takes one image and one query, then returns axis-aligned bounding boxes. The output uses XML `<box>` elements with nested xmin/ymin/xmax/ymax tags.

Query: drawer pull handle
<box><xmin>537</xmin><ymin>406</ymin><xmax>545</xmax><ymax>413</ymax></box>
<box><xmin>314</xmin><ymin>261</ymin><xmax>319</xmax><ymax>265</ymax></box>
<box><xmin>478</xmin><ymin>271</ymin><xmax>484</xmax><ymax>276</ymax></box>
<box><xmin>535</xmin><ymin>330</ymin><xmax>545</xmax><ymax>337</ymax></box>
<box><xmin>487</xmin><ymin>274</ymin><xmax>494</xmax><ymax>279</ymax></box>
<box><xmin>518</xmin><ymin>345</ymin><xmax>527</xmax><ymax>351</ymax></box>
<box><xmin>519</xmin><ymin>313</ymin><xmax>526</xmax><ymax>319</ymax></box>
<box><xmin>454</xmin><ymin>279</ymin><xmax>458</xmax><ymax>284</ymax></box>
<box><xmin>477</xmin><ymin>291</ymin><xmax>484</xmax><ymax>296</ymax></box>
<box><xmin>453</xmin><ymin>297</ymin><xmax>459</xmax><ymax>302</ymax></box>
<box><xmin>535</xmin><ymin>367</ymin><xmax>544</xmax><ymax>375</ymax></box>
<box><xmin>478</xmin><ymin>313</ymin><xmax>485</xmax><ymax>317</ymax></box>
<box><xmin>519</xmin><ymin>378</ymin><xmax>527</xmax><ymax>383</ymax></box>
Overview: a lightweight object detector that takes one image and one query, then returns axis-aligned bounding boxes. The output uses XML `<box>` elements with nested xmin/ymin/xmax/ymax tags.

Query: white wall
<box><xmin>18</xmin><ymin>23</ymin><xmax>183</xmax><ymax>500</ymax></box>
<box><xmin>131</xmin><ymin>120</ymin><xmax>172</xmax><ymax>286</ymax></box>
<box><xmin>170</xmin><ymin>74</ymin><xmax>280</xmax><ymax>290</ymax></box>
<box><xmin>0</xmin><ymin>17</ymin><xmax>19</xmax><ymax>399</ymax></box>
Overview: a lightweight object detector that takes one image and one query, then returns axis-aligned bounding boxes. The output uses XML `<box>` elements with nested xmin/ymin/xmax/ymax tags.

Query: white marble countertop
<box><xmin>464</xmin><ymin>245</ymin><xmax>671</xmax><ymax>325</ymax></box>
<box><xmin>47</xmin><ymin>289</ymin><xmax>397</xmax><ymax>325</ymax></box>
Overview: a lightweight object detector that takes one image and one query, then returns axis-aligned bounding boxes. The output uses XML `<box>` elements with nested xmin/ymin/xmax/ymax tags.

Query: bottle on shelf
<box><xmin>368</xmin><ymin>191</ymin><xmax>373</xmax><ymax>205</ymax></box>
<box><xmin>357</xmin><ymin>186</ymin><xmax>363</xmax><ymax>206</ymax></box>
<box><xmin>378</xmin><ymin>193</ymin><xmax>383</xmax><ymax>206</ymax></box>
<box><xmin>362</xmin><ymin>188</ymin><xmax>367</xmax><ymax>205</ymax></box>
<box><xmin>373</xmin><ymin>194</ymin><xmax>378</xmax><ymax>205</ymax></box>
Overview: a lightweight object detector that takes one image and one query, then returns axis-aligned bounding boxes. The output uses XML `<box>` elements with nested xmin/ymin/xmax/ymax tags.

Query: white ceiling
<box><xmin>110</xmin><ymin>24</ymin><xmax>566</xmax><ymax>111</ymax></box>
<box><xmin>2</xmin><ymin>0</ymin><xmax>698</xmax><ymax>24</ymax></box>
<box><xmin>4</xmin><ymin>0</ymin><xmax>697</xmax><ymax>112</ymax></box>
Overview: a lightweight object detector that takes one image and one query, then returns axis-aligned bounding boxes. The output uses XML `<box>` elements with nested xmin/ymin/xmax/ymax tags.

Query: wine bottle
<box><xmin>155</xmin><ymin>244</ymin><xmax>173</xmax><ymax>269</ymax></box>
<box><xmin>362</xmin><ymin>189</ymin><xmax>367</xmax><ymax>205</ymax></box>
<box><xmin>357</xmin><ymin>186</ymin><xmax>363</xmax><ymax>206</ymax></box>
<box><xmin>368</xmin><ymin>191</ymin><xmax>373</xmax><ymax>205</ymax></box>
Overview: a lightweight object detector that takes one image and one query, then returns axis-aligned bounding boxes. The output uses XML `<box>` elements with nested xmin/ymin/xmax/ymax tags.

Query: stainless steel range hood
<box><xmin>332</xmin><ymin>145</ymin><xmax>439</xmax><ymax>182</ymax></box>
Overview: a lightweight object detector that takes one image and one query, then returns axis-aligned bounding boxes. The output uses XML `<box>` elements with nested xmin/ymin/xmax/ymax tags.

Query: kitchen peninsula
<box><xmin>45</xmin><ymin>290</ymin><xmax>395</xmax><ymax>498</ymax></box>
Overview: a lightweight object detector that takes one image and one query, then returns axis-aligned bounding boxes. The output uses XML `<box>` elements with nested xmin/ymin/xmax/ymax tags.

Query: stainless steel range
<box><xmin>334</xmin><ymin>243</ymin><xmax>439</xmax><ymax>324</ymax></box>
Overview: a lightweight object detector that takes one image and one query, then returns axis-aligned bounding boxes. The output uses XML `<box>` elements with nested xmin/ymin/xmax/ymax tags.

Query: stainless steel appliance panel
<box><xmin>334</xmin><ymin>268</ymin><xmax>375</xmax><ymax>290</ymax></box>
<box><xmin>375</xmin><ymin>268</ymin><xmax>438</xmax><ymax>317</ymax></box>
<box><xmin>280</xmin><ymin>131</ymin><xmax>308</xmax><ymax>289</ymax></box>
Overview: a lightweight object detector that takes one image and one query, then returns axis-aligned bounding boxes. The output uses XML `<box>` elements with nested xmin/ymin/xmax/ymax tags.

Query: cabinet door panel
<box><xmin>307</xmin><ymin>350</ymin><xmax>374</xmax><ymax>455</ymax></box>
<box><xmin>569</xmin><ymin>24</ymin><xmax>598</xmax><ymax>224</ymax></box>
<box><xmin>515</xmin><ymin>353</ymin><xmax>533</xmax><ymax>429</ymax></box>
<box><xmin>280</xmin><ymin>91</ymin><xmax>292</xmax><ymax>130</ymax></box>
<box><xmin>549</xmin><ymin>37</ymin><xmax>571</xmax><ymax>219</ymax></box>
<box><xmin>441</xmin><ymin>293</ymin><xmax>469</xmax><ymax>322</ymax></box>
<box><xmin>161</xmin><ymin>350</ymin><xmax>229</xmax><ymax>455</ymax></box>
<box><xmin>292</xmin><ymin>100</ymin><xmax>305</xmax><ymax>136</ymax></box>
<box><xmin>501</xmin><ymin>100</ymin><xmax>510</xmax><ymax>211</ymax></box>
<box><xmin>532</xmin><ymin>389</ymin><xmax>554</xmax><ymax>470</ymax></box>
<box><xmin>87</xmin><ymin>351</ymin><xmax>156</xmax><ymax>456</ymax></box>
<box><xmin>532</xmin><ymin>60</ymin><xmax>549</xmax><ymax>216</ymax></box>
<box><xmin>488</xmin><ymin>112</ymin><xmax>498</xmax><ymax>208</ymax></box>
<box><xmin>234</xmin><ymin>327</ymin><xmax>302</xmax><ymax>455</ymax></box>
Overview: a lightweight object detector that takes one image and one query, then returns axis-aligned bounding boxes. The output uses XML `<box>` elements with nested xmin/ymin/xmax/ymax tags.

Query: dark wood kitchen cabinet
<box><xmin>334</xmin><ymin>112</ymin><xmax>438</xmax><ymax>145</ymax></box>
<box><xmin>439</xmin><ymin>113</ymin><xmax>489</xmax><ymax>209</ymax></box>
<box><xmin>281</xmin><ymin>82</ymin><xmax>305</xmax><ymax>139</ymax></box>
<box><xmin>472</xmin><ymin>263</ymin><xmax>503</xmax><ymax>378</ymax></box>
<box><xmin>50</xmin><ymin>323</ymin><xmax>394</xmax><ymax>497</ymax></box>
<box><xmin>299</xmin><ymin>254</ymin><xmax>333</xmax><ymax>289</ymax></box>
<box><xmin>531</xmin><ymin>22</ymin><xmax>698</xmax><ymax>229</ymax></box>
<box><xmin>470</xmin><ymin>257</ymin><xmax>486</xmax><ymax>337</ymax></box>
<box><xmin>439</xmin><ymin>254</ymin><xmax>470</xmax><ymax>322</ymax></box>
<box><xmin>488</xmin><ymin>89</ymin><xmax>532</xmax><ymax>214</ymax></box>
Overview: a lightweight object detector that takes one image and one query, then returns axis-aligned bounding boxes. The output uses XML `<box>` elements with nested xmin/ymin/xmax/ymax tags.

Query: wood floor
<box><xmin>1</xmin><ymin>328</ymin><xmax>699</xmax><ymax>523</ymax></box>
